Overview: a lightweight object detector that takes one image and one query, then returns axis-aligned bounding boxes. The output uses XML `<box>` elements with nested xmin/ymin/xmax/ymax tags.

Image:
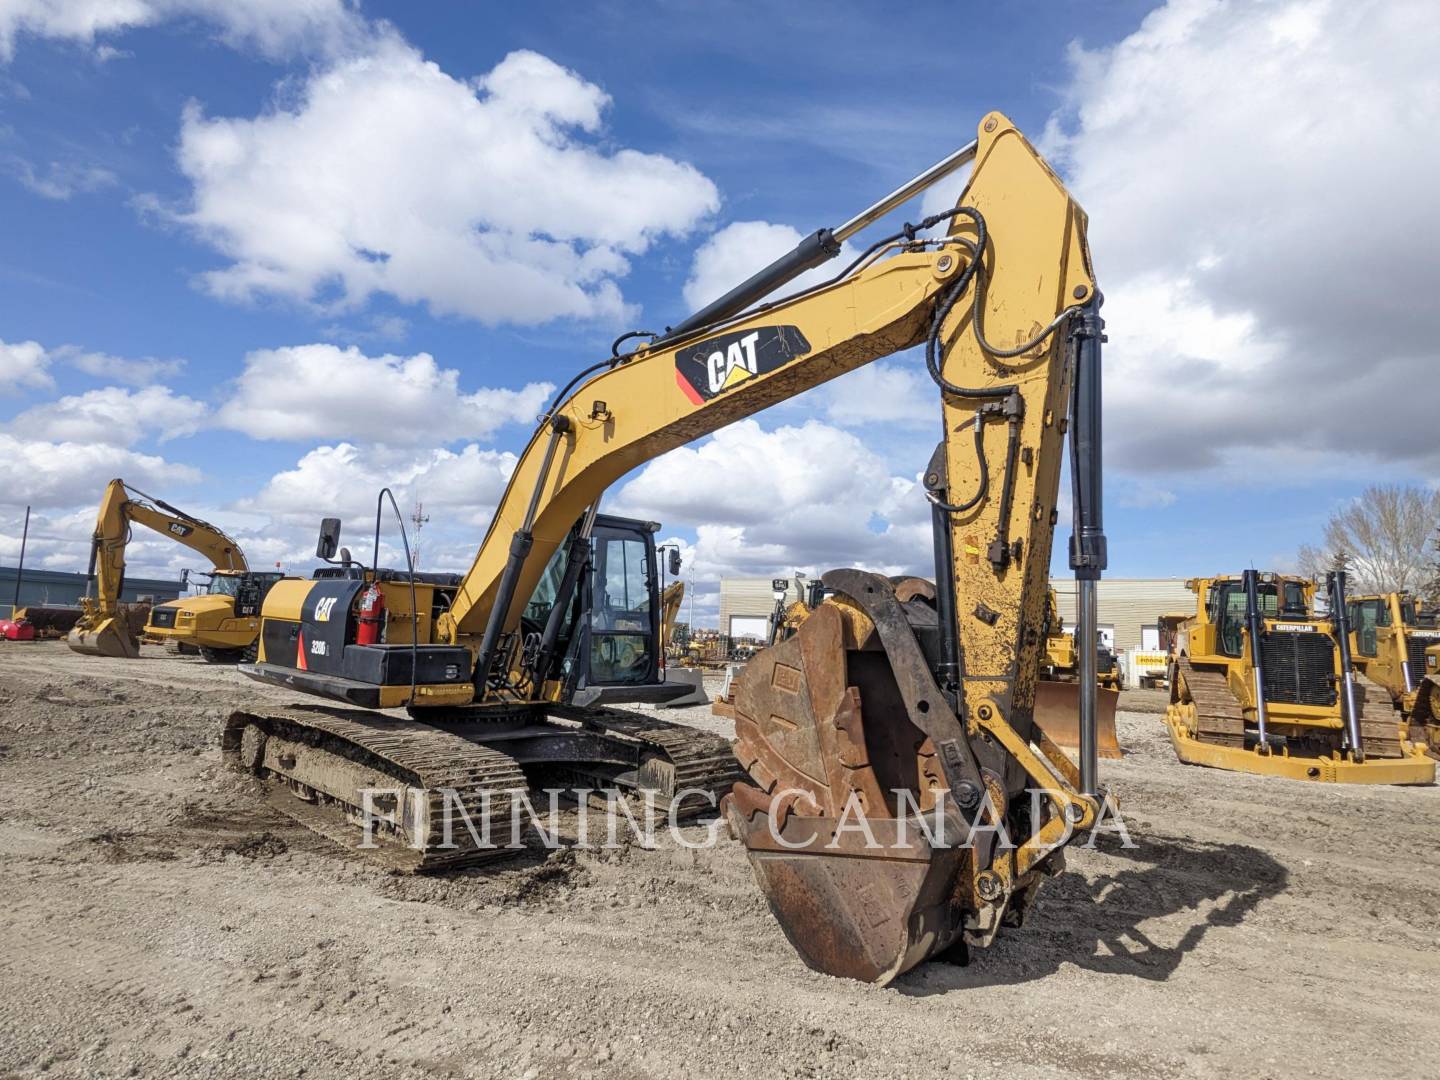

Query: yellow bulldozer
<box><xmin>224</xmin><ymin>112</ymin><xmax>1115</xmax><ymax>984</ymax></box>
<box><xmin>1036</xmin><ymin>585</ymin><xmax>1122</xmax><ymax>758</ymax></box>
<box><xmin>1164</xmin><ymin>570</ymin><xmax>1432</xmax><ymax>784</ymax></box>
<box><xmin>67</xmin><ymin>479</ymin><xmax>284</xmax><ymax>660</ymax></box>
<box><xmin>1346</xmin><ymin>591</ymin><xmax>1440</xmax><ymax>758</ymax></box>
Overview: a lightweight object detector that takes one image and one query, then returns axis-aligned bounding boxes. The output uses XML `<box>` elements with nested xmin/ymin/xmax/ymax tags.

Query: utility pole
<box><xmin>12</xmin><ymin>505</ymin><xmax>30</xmax><ymax>616</ymax></box>
<box><xmin>411</xmin><ymin>499</ymin><xmax>430</xmax><ymax>570</ymax></box>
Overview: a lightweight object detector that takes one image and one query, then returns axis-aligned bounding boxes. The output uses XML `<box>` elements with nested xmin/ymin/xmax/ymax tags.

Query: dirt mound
<box><xmin>2</xmin><ymin>639</ymin><xmax>1439</xmax><ymax>1079</ymax></box>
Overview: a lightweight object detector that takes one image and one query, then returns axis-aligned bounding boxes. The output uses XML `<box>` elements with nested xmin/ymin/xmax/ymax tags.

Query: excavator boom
<box><xmin>231</xmin><ymin>113</ymin><xmax>1111</xmax><ymax>984</ymax></box>
<box><xmin>67</xmin><ymin>480</ymin><xmax>247</xmax><ymax>658</ymax></box>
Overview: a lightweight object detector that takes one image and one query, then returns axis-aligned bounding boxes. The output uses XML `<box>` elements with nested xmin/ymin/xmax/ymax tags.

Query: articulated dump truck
<box><xmin>1164</xmin><ymin>570</ymin><xmax>1433</xmax><ymax>785</ymax></box>
<box><xmin>224</xmin><ymin>113</ymin><xmax>1119</xmax><ymax>984</ymax></box>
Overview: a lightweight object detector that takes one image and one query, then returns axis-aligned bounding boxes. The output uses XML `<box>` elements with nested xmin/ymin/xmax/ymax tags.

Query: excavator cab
<box><xmin>242</xmin><ymin>512</ymin><xmax>685</xmax><ymax>710</ymax></box>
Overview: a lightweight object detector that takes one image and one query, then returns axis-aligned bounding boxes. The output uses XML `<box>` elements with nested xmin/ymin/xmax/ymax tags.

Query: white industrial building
<box><xmin>718</xmin><ymin>575</ymin><xmax>1194</xmax><ymax>651</ymax></box>
<box><xmin>717</xmin><ymin>576</ymin><xmax>806</xmax><ymax>641</ymax></box>
<box><xmin>1051</xmin><ymin>577</ymin><xmax>1194</xmax><ymax>652</ymax></box>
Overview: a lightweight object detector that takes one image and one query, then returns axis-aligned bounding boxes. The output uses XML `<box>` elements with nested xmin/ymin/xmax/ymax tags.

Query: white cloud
<box><xmin>0</xmin><ymin>0</ymin><xmax>364</xmax><ymax>62</ymax></box>
<box><xmin>172</xmin><ymin>42</ymin><xmax>719</xmax><ymax>325</ymax></box>
<box><xmin>53</xmin><ymin>344</ymin><xmax>184</xmax><ymax>385</ymax></box>
<box><xmin>819</xmin><ymin>360</ymin><xmax>934</xmax><ymax>427</ymax></box>
<box><xmin>0</xmin><ymin>433</ymin><xmax>200</xmax><ymax>508</ymax></box>
<box><xmin>4</xmin><ymin>155</ymin><xmax>116</xmax><ymax>199</ymax></box>
<box><xmin>612</xmin><ymin>419</ymin><xmax>932</xmax><ymax>581</ymax></box>
<box><xmin>240</xmin><ymin>442</ymin><xmax>517</xmax><ymax>534</ymax></box>
<box><xmin>1</xmin><ymin>336</ymin><xmax>184</xmax><ymax>392</ymax></box>
<box><xmin>0</xmin><ymin>337</ymin><xmax>53</xmax><ymax>393</ymax></box>
<box><xmin>1044</xmin><ymin>0</ymin><xmax>1440</xmax><ymax>479</ymax></box>
<box><xmin>215</xmin><ymin>343</ymin><xmax>551</xmax><ymax>444</ymax></box>
<box><xmin>682</xmin><ymin>220</ymin><xmax>857</xmax><ymax>313</ymax></box>
<box><xmin>5</xmin><ymin>384</ymin><xmax>206</xmax><ymax>446</ymax></box>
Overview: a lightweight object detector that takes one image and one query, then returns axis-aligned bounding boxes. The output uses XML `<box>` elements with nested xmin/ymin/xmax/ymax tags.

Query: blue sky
<box><xmin>1</xmin><ymin>0</ymin><xmax>1434</xmax><ymax>625</ymax></box>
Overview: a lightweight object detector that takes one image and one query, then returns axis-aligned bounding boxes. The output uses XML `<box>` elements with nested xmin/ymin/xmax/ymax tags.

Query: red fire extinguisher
<box><xmin>356</xmin><ymin>581</ymin><xmax>385</xmax><ymax>645</ymax></box>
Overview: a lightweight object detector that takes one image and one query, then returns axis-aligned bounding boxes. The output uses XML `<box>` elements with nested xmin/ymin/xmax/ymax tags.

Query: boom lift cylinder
<box><xmin>1328</xmin><ymin>570</ymin><xmax>1363</xmax><ymax>760</ymax></box>
<box><xmin>1068</xmin><ymin>300</ymin><xmax>1107</xmax><ymax>795</ymax></box>
<box><xmin>1244</xmin><ymin>569</ymin><xmax>1272</xmax><ymax>748</ymax></box>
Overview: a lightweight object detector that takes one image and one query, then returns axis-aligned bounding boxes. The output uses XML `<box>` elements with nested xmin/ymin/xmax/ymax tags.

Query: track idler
<box><xmin>726</xmin><ymin>571</ymin><xmax>1018</xmax><ymax>985</ymax></box>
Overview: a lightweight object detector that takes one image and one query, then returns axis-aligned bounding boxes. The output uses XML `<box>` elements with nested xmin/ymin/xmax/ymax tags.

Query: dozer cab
<box><xmin>68</xmin><ymin>479</ymin><xmax>251</xmax><ymax>658</ymax></box>
<box><xmin>1346</xmin><ymin>592</ymin><xmax>1440</xmax><ymax>759</ymax></box>
<box><xmin>1035</xmin><ymin>585</ymin><xmax>1122</xmax><ymax>759</ymax></box>
<box><xmin>227</xmin><ymin>113</ymin><xmax>1116</xmax><ymax>983</ymax></box>
<box><xmin>1164</xmin><ymin>571</ymin><xmax>1433</xmax><ymax>784</ymax></box>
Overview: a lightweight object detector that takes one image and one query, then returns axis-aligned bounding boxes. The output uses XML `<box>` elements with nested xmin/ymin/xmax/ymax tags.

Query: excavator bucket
<box><xmin>66</xmin><ymin>616</ymin><xmax>140</xmax><ymax>658</ymax></box>
<box><xmin>1034</xmin><ymin>681</ymin><xmax>1122</xmax><ymax>760</ymax></box>
<box><xmin>725</xmin><ymin>578</ymin><xmax>974</xmax><ymax>985</ymax></box>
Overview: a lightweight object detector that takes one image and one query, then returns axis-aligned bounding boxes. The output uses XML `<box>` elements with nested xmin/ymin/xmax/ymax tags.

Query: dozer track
<box><xmin>223</xmin><ymin>704</ymin><xmax>744</xmax><ymax>872</ymax></box>
<box><xmin>1353</xmin><ymin>676</ymin><xmax>1406</xmax><ymax>759</ymax></box>
<box><xmin>1177</xmin><ymin>661</ymin><xmax>1405</xmax><ymax>757</ymax></box>
<box><xmin>1174</xmin><ymin>659</ymin><xmax>1246</xmax><ymax>748</ymax></box>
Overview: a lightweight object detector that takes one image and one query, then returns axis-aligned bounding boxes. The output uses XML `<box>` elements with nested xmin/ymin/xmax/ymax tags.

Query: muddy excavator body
<box><xmin>230</xmin><ymin>113</ymin><xmax>1111</xmax><ymax>984</ymax></box>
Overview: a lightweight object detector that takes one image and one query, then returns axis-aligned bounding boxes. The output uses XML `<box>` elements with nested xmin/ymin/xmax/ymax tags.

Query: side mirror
<box><xmin>667</xmin><ymin>548</ymin><xmax>682</xmax><ymax>577</ymax></box>
<box><xmin>316</xmin><ymin>517</ymin><xmax>342</xmax><ymax>561</ymax></box>
<box><xmin>180</xmin><ymin>568</ymin><xmax>191</xmax><ymax>588</ymax></box>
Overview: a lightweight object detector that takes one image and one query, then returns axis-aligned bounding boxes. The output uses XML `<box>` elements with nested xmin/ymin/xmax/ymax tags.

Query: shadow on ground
<box><xmin>898</xmin><ymin>832</ymin><xmax>1289</xmax><ymax>994</ymax></box>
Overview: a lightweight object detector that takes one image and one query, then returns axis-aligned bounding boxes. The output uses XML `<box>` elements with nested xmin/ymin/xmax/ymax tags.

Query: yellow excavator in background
<box><xmin>227</xmin><ymin>112</ymin><xmax>1112</xmax><ymax>984</ymax></box>
<box><xmin>658</xmin><ymin>579</ymin><xmax>685</xmax><ymax>655</ymax></box>
<box><xmin>68</xmin><ymin>480</ymin><xmax>251</xmax><ymax>658</ymax></box>
<box><xmin>1036</xmin><ymin>585</ymin><xmax>1122</xmax><ymax>758</ymax></box>
<box><xmin>1164</xmin><ymin>571</ymin><xmax>1432</xmax><ymax>784</ymax></box>
<box><xmin>1346</xmin><ymin>592</ymin><xmax>1440</xmax><ymax>758</ymax></box>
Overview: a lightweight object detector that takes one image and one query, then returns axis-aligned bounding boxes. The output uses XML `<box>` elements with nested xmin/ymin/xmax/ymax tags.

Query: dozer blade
<box><xmin>727</xmin><ymin>573</ymin><xmax>986</xmax><ymax>985</ymax></box>
<box><xmin>66</xmin><ymin>617</ymin><xmax>139</xmax><ymax>658</ymax></box>
<box><xmin>1034</xmin><ymin>681</ymin><xmax>1122</xmax><ymax>760</ymax></box>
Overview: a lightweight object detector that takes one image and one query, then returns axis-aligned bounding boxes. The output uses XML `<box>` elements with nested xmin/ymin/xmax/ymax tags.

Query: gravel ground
<box><xmin>1</xmin><ymin>640</ymin><xmax>1437</xmax><ymax>1080</ymax></box>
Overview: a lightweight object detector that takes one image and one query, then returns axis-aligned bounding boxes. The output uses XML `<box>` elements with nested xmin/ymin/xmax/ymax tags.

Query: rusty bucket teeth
<box><xmin>728</xmin><ymin>595</ymin><xmax>969</xmax><ymax>984</ymax></box>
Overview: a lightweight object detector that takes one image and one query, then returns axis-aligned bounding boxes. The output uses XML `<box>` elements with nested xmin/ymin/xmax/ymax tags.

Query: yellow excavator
<box><xmin>659</xmin><ymin>579</ymin><xmax>685</xmax><ymax>655</ymax></box>
<box><xmin>1346</xmin><ymin>591</ymin><xmax>1440</xmax><ymax>758</ymax></box>
<box><xmin>68</xmin><ymin>480</ymin><xmax>256</xmax><ymax>658</ymax></box>
<box><xmin>1036</xmin><ymin>585</ymin><xmax>1122</xmax><ymax>758</ymax></box>
<box><xmin>227</xmin><ymin>112</ymin><xmax>1112</xmax><ymax>984</ymax></box>
<box><xmin>1164</xmin><ymin>571</ymin><xmax>1432</xmax><ymax>784</ymax></box>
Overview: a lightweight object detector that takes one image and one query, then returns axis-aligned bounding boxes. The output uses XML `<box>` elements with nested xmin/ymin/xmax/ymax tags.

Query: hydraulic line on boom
<box><xmin>227</xmin><ymin>112</ymin><xmax>1112</xmax><ymax>983</ymax></box>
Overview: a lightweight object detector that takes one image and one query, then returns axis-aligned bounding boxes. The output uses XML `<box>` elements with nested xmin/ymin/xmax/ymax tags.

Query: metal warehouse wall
<box><xmin>1052</xmin><ymin>578</ymin><xmax>1194</xmax><ymax>652</ymax></box>
<box><xmin>718</xmin><ymin>577</ymin><xmax>805</xmax><ymax>637</ymax></box>
<box><xmin>0</xmin><ymin>566</ymin><xmax>185</xmax><ymax>620</ymax></box>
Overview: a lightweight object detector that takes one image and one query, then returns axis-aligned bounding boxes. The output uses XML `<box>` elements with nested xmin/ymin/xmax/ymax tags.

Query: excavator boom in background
<box><xmin>67</xmin><ymin>480</ymin><xmax>253</xmax><ymax>659</ymax></box>
<box><xmin>227</xmin><ymin>112</ymin><xmax>1112</xmax><ymax>983</ymax></box>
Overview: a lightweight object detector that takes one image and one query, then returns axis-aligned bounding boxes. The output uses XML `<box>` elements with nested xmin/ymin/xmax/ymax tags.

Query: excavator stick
<box><xmin>1034</xmin><ymin>681</ymin><xmax>1122</xmax><ymax>760</ymax></box>
<box><xmin>66</xmin><ymin>616</ymin><xmax>139</xmax><ymax>658</ymax></box>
